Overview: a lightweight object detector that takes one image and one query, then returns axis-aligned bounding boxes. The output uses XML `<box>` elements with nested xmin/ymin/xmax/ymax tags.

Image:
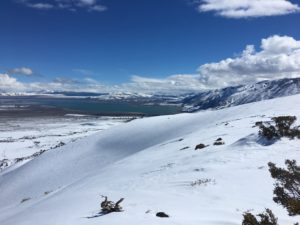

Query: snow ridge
<box><xmin>183</xmin><ymin>77</ymin><xmax>300</xmax><ymax>112</ymax></box>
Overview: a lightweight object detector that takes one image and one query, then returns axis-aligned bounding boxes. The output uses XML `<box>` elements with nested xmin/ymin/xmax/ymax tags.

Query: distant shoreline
<box><xmin>0</xmin><ymin>96</ymin><xmax>181</xmax><ymax>118</ymax></box>
<box><xmin>0</xmin><ymin>105</ymin><xmax>147</xmax><ymax>118</ymax></box>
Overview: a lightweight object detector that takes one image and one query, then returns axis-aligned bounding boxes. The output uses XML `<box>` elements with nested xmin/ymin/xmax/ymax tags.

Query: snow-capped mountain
<box><xmin>1</xmin><ymin>94</ymin><xmax>300</xmax><ymax>225</ymax></box>
<box><xmin>182</xmin><ymin>78</ymin><xmax>300</xmax><ymax>112</ymax></box>
<box><xmin>2</xmin><ymin>78</ymin><xmax>300</xmax><ymax>115</ymax></box>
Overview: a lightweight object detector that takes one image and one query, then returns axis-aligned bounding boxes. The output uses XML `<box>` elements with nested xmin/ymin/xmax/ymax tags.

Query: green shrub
<box><xmin>268</xmin><ymin>160</ymin><xmax>300</xmax><ymax>216</ymax></box>
<box><xmin>242</xmin><ymin>159</ymin><xmax>300</xmax><ymax>225</ymax></box>
<box><xmin>242</xmin><ymin>209</ymin><xmax>278</xmax><ymax>225</ymax></box>
<box><xmin>257</xmin><ymin>116</ymin><xmax>300</xmax><ymax>140</ymax></box>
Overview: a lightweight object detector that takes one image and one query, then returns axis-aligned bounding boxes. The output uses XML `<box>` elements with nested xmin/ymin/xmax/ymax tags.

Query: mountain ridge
<box><xmin>182</xmin><ymin>77</ymin><xmax>300</xmax><ymax>112</ymax></box>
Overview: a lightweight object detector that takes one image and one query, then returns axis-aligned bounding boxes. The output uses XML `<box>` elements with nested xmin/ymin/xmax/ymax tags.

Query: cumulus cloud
<box><xmin>19</xmin><ymin>0</ymin><xmax>107</xmax><ymax>12</ymax></box>
<box><xmin>2</xmin><ymin>35</ymin><xmax>300</xmax><ymax>94</ymax></box>
<box><xmin>0</xmin><ymin>72</ymin><xmax>201</xmax><ymax>94</ymax></box>
<box><xmin>120</xmin><ymin>75</ymin><xmax>206</xmax><ymax>94</ymax></box>
<box><xmin>197</xmin><ymin>35</ymin><xmax>300</xmax><ymax>89</ymax></box>
<box><xmin>0</xmin><ymin>73</ymin><xmax>110</xmax><ymax>93</ymax></box>
<box><xmin>198</xmin><ymin>0</ymin><xmax>300</xmax><ymax>18</ymax></box>
<box><xmin>124</xmin><ymin>35</ymin><xmax>300</xmax><ymax>92</ymax></box>
<box><xmin>8</xmin><ymin>67</ymin><xmax>34</xmax><ymax>76</ymax></box>
<box><xmin>0</xmin><ymin>74</ymin><xmax>26</xmax><ymax>92</ymax></box>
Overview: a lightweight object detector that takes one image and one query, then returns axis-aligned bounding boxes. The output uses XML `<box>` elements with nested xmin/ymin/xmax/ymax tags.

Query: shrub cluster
<box><xmin>242</xmin><ymin>160</ymin><xmax>300</xmax><ymax>225</ymax></box>
<box><xmin>242</xmin><ymin>209</ymin><xmax>278</xmax><ymax>225</ymax></box>
<box><xmin>268</xmin><ymin>160</ymin><xmax>300</xmax><ymax>216</ymax></box>
<box><xmin>257</xmin><ymin>116</ymin><xmax>300</xmax><ymax>140</ymax></box>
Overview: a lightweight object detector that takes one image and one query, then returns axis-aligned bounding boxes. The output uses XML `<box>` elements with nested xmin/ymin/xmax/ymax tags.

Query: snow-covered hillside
<box><xmin>183</xmin><ymin>78</ymin><xmax>300</xmax><ymax>112</ymax></box>
<box><xmin>0</xmin><ymin>116</ymin><xmax>127</xmax><ymax>171</ymax></box>
<box><xmin>1</xmin><ymin>94</ymin><xmax>300</xmax><ymax>225</ymax></box>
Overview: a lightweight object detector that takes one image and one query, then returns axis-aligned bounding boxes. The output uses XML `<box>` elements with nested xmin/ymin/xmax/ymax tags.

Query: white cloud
<box><xmin>198</xmin><ymin>0</ymin><xmax>300</xmax><ymax>18</ymax></box>
<box><xmin>121</xmin><ymin>75</ymin><xmax>206</xmax><ymax>94</ymax></box>
<box><xmin>125</xmin><ymin>36</ymin><xmax>300</xmax><ymax>92</ymax></box>
<box><xmin>197</xmin><ymin>35</ymin><xmax>300</xmax><ymax>89</ymax></box>
<box><xmin>0</xmin><ymin>74</ymin><xmax>108</xmax><ymax>93</ymax></box>
<box><xmin>19</xmin><ymin>0</ymin><xmax>107</xmax><ymax>12</ymax></box>
<box><xmin>8</xmin><ymin>67</ymin><xmax>34</xmax><ymax>76</ymax></box>
<box><xmin>0</xmin><ymin>73</ymin><xmax>202</xmax><ymax>94</ymax></box>
<box><xmin>2</xmin><ymin>35</ymin><xmax>300</xmax><ymax>94</ymax></box>
<box><xmin>78</xmin><ymin>0</ymin><xmax>96</xmax><ymax>6</ymax></box>
<box><xmin>26</xmin><ymin>2</ymin><xmax>54</xmax><ymax>9</ymax></box>
<box><xmin>0</xmin><ymin>74</ymin><xmax>25</xmax><ymax>92</ymax></box>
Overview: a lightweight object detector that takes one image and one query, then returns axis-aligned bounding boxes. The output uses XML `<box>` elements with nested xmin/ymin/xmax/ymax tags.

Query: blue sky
<box><xmin>1</xmin><ymin>0</ymin><xmax>300</xmax><ymax>94</ymax></box>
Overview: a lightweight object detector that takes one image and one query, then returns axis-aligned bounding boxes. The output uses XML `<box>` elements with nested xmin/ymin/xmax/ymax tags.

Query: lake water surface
<box><xmin>0</xmin><ymin>97</ymin><xmax>181</xmax><ymax>116</ymax></box>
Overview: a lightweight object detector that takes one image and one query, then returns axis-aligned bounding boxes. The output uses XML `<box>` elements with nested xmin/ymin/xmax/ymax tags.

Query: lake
<box><xmin>0</xmin><ymin>96</ymin><xmax>182</xmax><ymax>116</ymax></box>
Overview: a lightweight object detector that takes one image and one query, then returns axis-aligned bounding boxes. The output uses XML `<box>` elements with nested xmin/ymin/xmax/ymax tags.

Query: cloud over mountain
<box><xmin>0</xmin><ymin>74</ymin><xmax>25</xmax><ymax>92</ymax></box>
<box><xmin>2</xmin><ymin>35</ymin><xmax>300</xmax><ymax>94</ymax></box>
<box><xmin>198</xmin><ymin>35</ymin><xmax>300</xmax><ymax>89</ymax></box>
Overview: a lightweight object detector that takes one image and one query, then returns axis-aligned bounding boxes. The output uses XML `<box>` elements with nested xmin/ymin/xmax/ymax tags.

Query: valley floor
<box><xmin>1</xmin><ymin>95</ymin><xmax>300</xmax><ymax>225</ymax></box>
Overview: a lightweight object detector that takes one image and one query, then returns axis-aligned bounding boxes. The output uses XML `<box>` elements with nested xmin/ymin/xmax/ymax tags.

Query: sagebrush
<box><xmin>268</xmin><ymin>160</ymin><xmax>300</xmax><ymax>216</ymax></box>
<box><xmin>257</xmin><ymin>116</ymin><xmax>300</xmax><ymax>140</ymax></box>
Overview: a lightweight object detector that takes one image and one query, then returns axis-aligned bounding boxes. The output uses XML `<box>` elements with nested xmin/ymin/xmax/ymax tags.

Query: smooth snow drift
<box><xmin>1</xmin><ymin>94</ymin><xmax>300</xmax><ymax>225</ymax></box>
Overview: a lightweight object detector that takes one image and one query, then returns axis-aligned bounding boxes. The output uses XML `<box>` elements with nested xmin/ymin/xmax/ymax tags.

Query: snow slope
<box><xmin>1</xmin><ymin>94</ymin><xmax>300</xmax><ymax>225</ymax></box>
<box><xmin>0</xmin><ymin>116</ymin><xmax>126</xmax><ymax>161</ymax></box>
